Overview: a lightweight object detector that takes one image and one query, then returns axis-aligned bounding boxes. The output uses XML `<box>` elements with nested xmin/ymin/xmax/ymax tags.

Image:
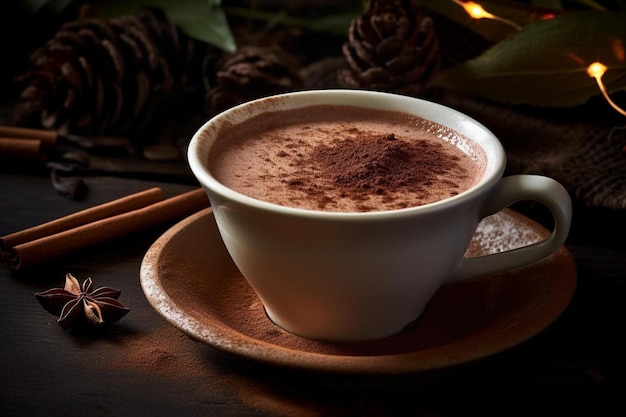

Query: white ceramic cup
<box><xmin>188</xmin><ymin>90</ymin><xmax>572</xmax><ymax>342</ymax></box>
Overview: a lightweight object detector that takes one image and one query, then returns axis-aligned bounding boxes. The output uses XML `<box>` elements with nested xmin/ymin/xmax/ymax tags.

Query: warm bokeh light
<box><xmin>587</xmin><ymin>62</ymin><xmax>607</xmax><ymax>79</ymax></box>
<box><xmin>457</xmin><ymin>1</ymin><xmax>495</xmax><ymax>19</ymax></box>
<box><xmin>587</xmin><ymin>61</ymin><xmax>626</xmax><ymax>117</ymax></box>
<box><xmin>452</xmin><ymin>0</ymin><xmax>521</xmax><ymax>30</ymax></box>
<box><xmin>539</xmin><ymin>13</ymin><xmax>556</xmax><ymax>20</ymax></box>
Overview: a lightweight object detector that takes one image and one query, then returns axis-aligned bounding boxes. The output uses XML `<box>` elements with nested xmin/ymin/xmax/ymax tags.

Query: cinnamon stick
<box><xmin>2</xmin><ymin>188</ymin><xmax>209</xmax><ymax>270</ymax></box>
<box><xmin>0</xmin><ymin>138</ymin><xmax>46</xmax><ymax>161</ymax></box>
<box><xmin>1</xmin><ymin>187</ymin><xmax>166</xmax><ymax>253</ymax></box>
<box><xmin>0</xmin><ymin>126</ymin><xmax>58</xmax><ymax>148</ymax></box>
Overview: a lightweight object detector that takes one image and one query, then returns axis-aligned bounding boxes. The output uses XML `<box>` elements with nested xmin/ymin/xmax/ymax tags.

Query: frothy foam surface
<box><xmin>209</xmin><ymin>105</ymin><xmax>486</xmax><ymax>212</ymax></box>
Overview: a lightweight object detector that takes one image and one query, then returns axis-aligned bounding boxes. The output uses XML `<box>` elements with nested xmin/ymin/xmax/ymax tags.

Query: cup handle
<box><xmin>449</xmin><ymin>175</ymin><xmax>572</xmax><ymax>283</ymax></box>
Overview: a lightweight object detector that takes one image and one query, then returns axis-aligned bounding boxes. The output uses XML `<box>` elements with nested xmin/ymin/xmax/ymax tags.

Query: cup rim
<box><xmin>188</xmin><ymin>89</ymin><xmax>506</xmax><ymax>219</ymax></box>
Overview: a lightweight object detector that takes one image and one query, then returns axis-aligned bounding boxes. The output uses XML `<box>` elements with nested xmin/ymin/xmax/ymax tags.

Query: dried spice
<box><xmin>35</xmin><ymin>273</ymin><xmax>129</xmax><ymax>330</ymax></box>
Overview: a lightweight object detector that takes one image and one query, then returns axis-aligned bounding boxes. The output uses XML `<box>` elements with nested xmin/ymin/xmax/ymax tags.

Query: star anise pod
<box><xmin>35</xmin><ymin>273</ymin><xmax>130</xmax><ymax>330</ymax></box>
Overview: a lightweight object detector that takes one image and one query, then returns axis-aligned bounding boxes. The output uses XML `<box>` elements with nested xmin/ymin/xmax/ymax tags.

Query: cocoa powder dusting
<box><xmin>286</xmin><ymin>132</ymin><xmax>467</xmax><ymax>211</ymax></box>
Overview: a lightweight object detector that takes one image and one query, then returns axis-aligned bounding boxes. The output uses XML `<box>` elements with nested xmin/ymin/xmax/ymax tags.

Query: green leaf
<box><xmin>95</xmin><ymin>0</ymin><xmax>236</xmax><ymax>52</ymax></box>
<box><xmin>432</xmin><ymin>11</ymin><xmax>626</xmax><ymax>107</ymax></box>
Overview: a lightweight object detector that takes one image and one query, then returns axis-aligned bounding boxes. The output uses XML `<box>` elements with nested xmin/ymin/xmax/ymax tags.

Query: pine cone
<box><xmin>205</xmin><ymin>45</ymin><xmax>303</xmax><ymax>115</ymax></box>
<box><xmin>339</xmin><ymin>0</ymin><xmax>441</xmax><ymax>96</ymax></box>
<box><xmin>13</xmin><ymin>8</ymin><xmax>205</xmax><ymax>137</ymax></box>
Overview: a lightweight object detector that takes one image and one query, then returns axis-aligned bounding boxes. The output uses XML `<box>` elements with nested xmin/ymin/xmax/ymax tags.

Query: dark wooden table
<box><xmin>1</xmin><ymin>158</ymin><xmax>624</xmax><ymax>416</ymax></box>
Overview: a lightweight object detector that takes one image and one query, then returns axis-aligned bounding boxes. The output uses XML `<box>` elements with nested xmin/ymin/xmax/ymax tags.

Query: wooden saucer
<box><xmin>140</xmin><ymin>208</ymin><xmax>576</xmax><ymax>374</ymax></box>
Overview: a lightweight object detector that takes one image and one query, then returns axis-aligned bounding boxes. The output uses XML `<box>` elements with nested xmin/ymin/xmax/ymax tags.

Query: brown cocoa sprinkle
<box><xmin>284</xmin><ymin>132</ymin><xmax>467</xmax><ymax>210</ymax></box>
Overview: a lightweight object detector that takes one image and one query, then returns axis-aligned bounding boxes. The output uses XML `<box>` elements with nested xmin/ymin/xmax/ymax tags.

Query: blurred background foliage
<box><xmin>3</xmin><ymin>0</ymin><xmax>625</xmax><ymax>108</ymax></box>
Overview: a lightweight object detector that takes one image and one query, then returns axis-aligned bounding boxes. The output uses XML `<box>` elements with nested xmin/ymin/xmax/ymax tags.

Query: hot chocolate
<box><xmin>209</xmin><ymin>105</ymin><xmax>486</xmax><ymax>212</ymax></box>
